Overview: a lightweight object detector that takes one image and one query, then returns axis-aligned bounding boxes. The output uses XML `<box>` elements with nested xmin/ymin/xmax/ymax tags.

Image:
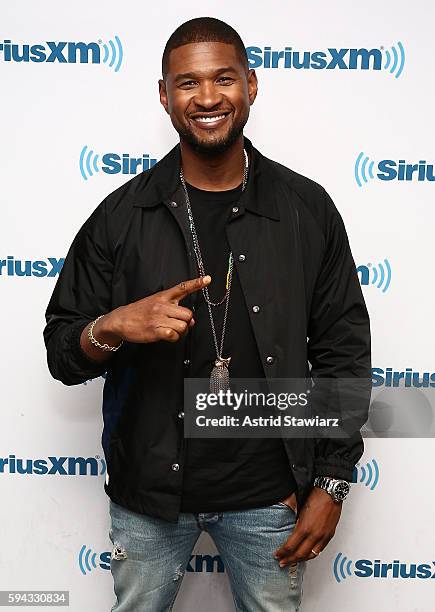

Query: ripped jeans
<box><xmin>109</xmin><ymin>499</ymin><xmax>305</xmax><ymax>612</ymax></box>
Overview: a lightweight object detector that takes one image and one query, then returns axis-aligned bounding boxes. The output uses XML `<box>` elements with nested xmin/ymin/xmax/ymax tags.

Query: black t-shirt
<box><xmin>180</xmin><ymin>181</ymin><xmax>296</xmax><ymax>513</ymax></box>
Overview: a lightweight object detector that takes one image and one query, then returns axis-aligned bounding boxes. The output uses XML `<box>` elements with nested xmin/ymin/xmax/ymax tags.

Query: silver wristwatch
<box><xmin>313</xmin><ymin>476</ymin><xmax>350</xmax><ymax>502</ymax></box>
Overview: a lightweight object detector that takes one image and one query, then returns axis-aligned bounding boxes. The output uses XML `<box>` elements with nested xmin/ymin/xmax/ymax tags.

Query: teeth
<box><xmin>194</xmin><ymin>114</ymin><xmax>226</xmax><ymax>123</ymax></box>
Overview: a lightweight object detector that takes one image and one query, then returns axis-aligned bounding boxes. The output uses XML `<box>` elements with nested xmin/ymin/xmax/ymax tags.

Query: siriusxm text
<box><xmin>0</xmin><ymin>257</ymin><xmax>64</xmax><ymax>277</ymax></box>
<box><xmin>353</xmin><ymin>559</ymin><xmax>435</xmax><ymax>579</ymax></box>
<box><xmin>246</xmin><ymin>46</ymin><xmax>382</xmax><ymax>70</ymax></box>
<box><xmin>98</xmin><ymin>553</ymin><xmax>225</xmax><ymax>573</ymax></box>
<box><xmin>0</xmin><ymin>455</ymin><xmax>103</xmax><ymax>476</ymax></box>
<box><xmin>0</xmin><ymin>40</ymin><xmax>101</xmax><ymax>63</ymax></box>
<box><xmin>101</xmin><ymin>153</ymin><xmax>157</xmax><ymax>175</ymax></box>
<box><xmin>372</xmin><ymin>368</ymin><xmax>435</xmax><ymax>388</ymax></box>
<box><xmin>377</xmin><ymin>160</ymin><xmax>435</xmax><ymax>181</ymax></box>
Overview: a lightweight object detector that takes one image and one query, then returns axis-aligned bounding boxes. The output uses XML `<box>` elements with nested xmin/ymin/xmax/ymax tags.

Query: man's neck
<box><xmin>179</xmin><ymin>135</ymin><xmax>245</xmax><ymax>191</ymax></box>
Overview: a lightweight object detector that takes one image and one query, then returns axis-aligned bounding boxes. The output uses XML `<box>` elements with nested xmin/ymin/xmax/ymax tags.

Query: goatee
<box><xmin>178</xmin><ymin>123</ymin><xmax>245</xmax><ymax>157</ymax></box>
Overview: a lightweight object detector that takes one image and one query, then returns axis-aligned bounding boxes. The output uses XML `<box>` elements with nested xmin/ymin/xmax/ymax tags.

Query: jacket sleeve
<box><xmin>307</xmin><ymin>188</ymin><xmax>371</xmax><ymax>482</ymax></box>
<box><xmin>43</xmin><ymin>199</ymin><xmax>115</xmax><ymax>386</ymax></box>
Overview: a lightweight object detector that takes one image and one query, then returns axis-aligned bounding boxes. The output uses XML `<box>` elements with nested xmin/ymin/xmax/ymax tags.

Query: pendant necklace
<box><xmin>179</xmin><ymin>148</ymin><xmax>249</xmax><ymax>393</ymax></box>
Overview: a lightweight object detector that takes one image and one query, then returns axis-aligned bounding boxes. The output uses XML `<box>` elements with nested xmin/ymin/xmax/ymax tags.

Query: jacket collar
<box><xmin>132</xmin><ymin>136</ymin><xmax>280</xmax><ymax>221</ymax></box>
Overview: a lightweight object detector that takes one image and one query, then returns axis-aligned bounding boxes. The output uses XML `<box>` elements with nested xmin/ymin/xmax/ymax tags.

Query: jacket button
<box><xmin>178</xmin><ymin>411</ymin><xmax>184</xmax><ymax>419</ymax></box>
<box><xmin>232</xmin><ymin>206</ymin><xmax>239</xmax><ymax>214</ymax></box>
<box><xmin>170</xmin><ymin>201</ymin><xmax>178</xmax><ymax>208</ymax></box>
<box><xmin>266</xmin><ymin>356</ymin><xmax>275</xmax><ymax>364</ymax></box>
<box><xmin>171</xmin><ymin>463</ymin><xmax>180</xmax><ymax>471</ymax></box>
<box><xmin>252</xmin><ymin>305</ymin><xmax>260</xmax><ymax>313</ymax></box>
<box><xmin>238</xmin><ymin>254</ymin><xmax>246</xmax><ymax>262</ymax></box>
<box><xmin>184</xmin><ymin>359</ymin><xmax>190</xmax><ymax>366</ymax></box>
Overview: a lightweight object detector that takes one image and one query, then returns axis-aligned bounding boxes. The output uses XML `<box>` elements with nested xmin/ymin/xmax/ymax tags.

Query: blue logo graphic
<box><xmin>357</xmin><ymin>259</ymin><xmax>392</xmax><ymax>293</ymax></box>
<box><xmin>382</xmin><ymin>42</ymin><xmax>406</xmax><ymax>78</ymax></box>
<box><xmin>352</xmin><ymin>458</ymin><xmax>380</xmax><ymax>490</ymax></box>
<box><xmin>79</xmin><ymin>146</ymin><xmax>158</xmax><ymax>180</ymax></box>
<box><xmin>334</xmin><ymin>552</ymin><xmax>353</xmax><ymax>583</ymax></box>
<box><xmin>0</xmin><ymin>454</ymin><xmax>106</xmax><ymax>476</ymax></box>
<box><xmin>354</xmin><ymin>153</ymin><xmax>376</xmax><ymax>187</ymax></box>
<box><xmin>246</xmin><ymin>41</ymin><xmax>405</xmax><ymax>77</ymax></box>
<box><xmin>0</xmin><ymin>37</ymin><xmax>123</xmax><ymax>71</ymax></box>
<box><xmin>100</xmin><ymin>36</ymin><xmax>123</xmax><ymax>72</ymax></box>
<box><xmin>372</xmin><ymin>367</ymin><xmax>435</xmax><ymax>388</ymax></box>
<box><xmin>79</xmin><ymin>549</ymin><xmax>225</xmax><ymax>575</ymax></box>
<box><xmin>334</xmin><ymin>553</ymin><xmax>435</xmax><ymax>582</ymax></box>
<box><xmin>79</xmin><ymin>546</ymin><xmax>101</xmax><ymax>575</ymax></box>
<box><xmin>0</xmin><ymin>256</ymin><xmax>64</xmax><ymax>278</ymax></box>
<box><xmin>355</xmin><ymin>153</ymin><xmax>435</xmax><ymax>186</ymax></box>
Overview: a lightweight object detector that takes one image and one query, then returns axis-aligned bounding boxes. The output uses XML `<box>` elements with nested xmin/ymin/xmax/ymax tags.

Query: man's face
<box><xmin>159</xmin><ymin>42</ymin><xmax>257</xmax><ymax>155</ymax></box>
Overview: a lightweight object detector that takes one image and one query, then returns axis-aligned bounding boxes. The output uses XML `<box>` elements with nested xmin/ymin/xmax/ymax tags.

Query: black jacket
<box><xmin>44</xmin><ymin>136</ymin><xmax>371</xmax><ymax>522</ymax></box>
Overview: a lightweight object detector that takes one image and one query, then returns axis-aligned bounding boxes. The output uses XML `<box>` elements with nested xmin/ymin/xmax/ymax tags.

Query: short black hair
<box><xmin>162</xmin><ymin>17</ymin><xmax>248</xmax><ymax>79</ymax></box>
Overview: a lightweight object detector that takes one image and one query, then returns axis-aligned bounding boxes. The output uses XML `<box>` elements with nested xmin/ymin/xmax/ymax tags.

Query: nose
<box><xmin>194</xmin><ymin>80</ymin><xmax>223</xmax><ymax>109</ymax></box>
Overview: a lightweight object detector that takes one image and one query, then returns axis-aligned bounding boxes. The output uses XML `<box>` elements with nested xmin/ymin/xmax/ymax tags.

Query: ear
<box><xmin>247</xmin><ymin>69</ymin><xmax>258</xmax><ymax>105</ymax></box>
<box><xmin>158</xmin><ymin>79</ymin><xmax>169</xmax><ymax>114</ymax></box>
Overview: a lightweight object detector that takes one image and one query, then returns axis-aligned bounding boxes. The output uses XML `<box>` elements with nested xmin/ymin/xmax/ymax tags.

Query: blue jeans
<box><xmin>109</xmin><ymin>499</ymin><xmax>305</xmax><ymax>611</ymax></box>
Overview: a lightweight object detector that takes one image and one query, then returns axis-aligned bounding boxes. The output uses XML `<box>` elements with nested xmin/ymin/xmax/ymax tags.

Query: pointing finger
<box><xmin>164</xmin><ymin>275</ymin><xmax>211</xmax><ymax>303</ymax></box>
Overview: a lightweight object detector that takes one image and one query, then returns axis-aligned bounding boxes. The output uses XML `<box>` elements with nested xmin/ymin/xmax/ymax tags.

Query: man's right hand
<box><xmin>79</xmin><ymin>275</ymin><xmax>211</xmax><ymax>362</ymax></box>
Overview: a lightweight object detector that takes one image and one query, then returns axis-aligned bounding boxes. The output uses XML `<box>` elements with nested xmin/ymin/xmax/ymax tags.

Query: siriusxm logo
<box><xmin>0</xmin><ymin>256</ymin><xmax>64</xmax><ymax>278</ymax></box>
<box><xmin>79</xmin><ymin>546</ymin><xmax>107</xmax><ymax>574</ymax></box>
<box><xmin>0</xmin><ymin>36</ymin><xmax>123</xmax><ymax>71</ymax></box>
<box><xmin>79</xmin><ymin>146</ymin><xmax>157</xmax><ymax>180</ymax></box>
<box><xmin>0</xmin><ymin>454</ymin><xmax>106</xmax><ymax>476</ymax></box>
<box><xmin>79</xmin><ymin>548</ymin><xmax>225</xmax><ymax>575</ymax></box>
<box><xmin>246</xmin><ymin>41</ymin><xmax>405</xmax><ymax>78</ymax></box>
<box><xmin>372</xmin><ymin>368</ymin><xmax>435</xmax><ymax>388</ymax></box>
<box><xmin>334</xmin><ymin>553</ymin><xmax>435</xmax><ymax>582</ymax></box>
<box><xmin>352</xmin><ymin>458</ymin><xmax>379</xmax><ymax>491</ymax></box>
<box><xmin>357</xmin><ymin>259</ymin><xmax>391</xmax><ymax>293</ymax></box>
<box><xmin>355</xmin><ymin>153</ymin><xmax>435</xmax><ymax>186</ymax></box>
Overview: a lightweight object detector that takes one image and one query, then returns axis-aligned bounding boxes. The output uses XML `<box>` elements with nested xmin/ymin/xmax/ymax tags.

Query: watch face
<box><xmin>332</xmin><ymin>481</ymin><xmax>350</xmax><ymax>501</ymax></box>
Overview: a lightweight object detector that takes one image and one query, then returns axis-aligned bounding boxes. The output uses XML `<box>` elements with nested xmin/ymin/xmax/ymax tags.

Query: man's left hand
<box><xmin>273</xmin><ymin>487</ymin><xmax>342</xmax><ymax>566</ymax></box>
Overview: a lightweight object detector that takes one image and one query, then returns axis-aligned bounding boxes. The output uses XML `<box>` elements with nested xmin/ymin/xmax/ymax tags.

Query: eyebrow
<box><xmin>174</xmin><ymin>66</ymin><xmax>238</xmax><ymax>81</ymax></box>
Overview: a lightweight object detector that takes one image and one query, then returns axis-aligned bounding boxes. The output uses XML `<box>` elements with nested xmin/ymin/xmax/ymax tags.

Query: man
<box><xmin>44</xmin><ymin>16</ymin><xmax>371</xmax><ymax>612</ymax></box>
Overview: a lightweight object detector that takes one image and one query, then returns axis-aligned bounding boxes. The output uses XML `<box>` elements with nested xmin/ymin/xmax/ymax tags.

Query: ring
<box><xmin>311</xmin><ymin>549</ymin><xmax>320</xmax><ymax>556</ymax></box>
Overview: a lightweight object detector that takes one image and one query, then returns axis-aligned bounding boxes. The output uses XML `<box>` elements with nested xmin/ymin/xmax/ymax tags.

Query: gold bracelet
<box><xmin>88</xmin><ymin>315</ymin><xmax>123</xmax><ymax>352</ymax></box>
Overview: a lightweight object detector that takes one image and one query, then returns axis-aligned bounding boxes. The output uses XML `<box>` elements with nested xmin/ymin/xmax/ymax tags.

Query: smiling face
<box><xmin>159</xmin><ymin>42</ymin><xmax>257</xmax><ymax>155</ymax></box>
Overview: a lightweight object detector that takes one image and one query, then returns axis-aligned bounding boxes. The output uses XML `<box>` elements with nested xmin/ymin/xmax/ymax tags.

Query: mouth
<box><xmin>189</xmin><ymin>112</ymin><xmax>231</xmax><ymax>129</ymax></box>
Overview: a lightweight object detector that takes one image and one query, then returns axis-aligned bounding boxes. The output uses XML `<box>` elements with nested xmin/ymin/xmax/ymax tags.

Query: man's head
<box><xmin>159</xmin><ymin>17</ymin><xmax>257</xmax><ymax>156</ymax></box>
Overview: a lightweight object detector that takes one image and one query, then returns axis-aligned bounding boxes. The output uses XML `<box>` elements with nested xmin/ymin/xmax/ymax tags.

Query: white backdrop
<box><xmin>1</xmin><ymin>1</ymin><xmax>434</xmax><ymax>610</ymax></box>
